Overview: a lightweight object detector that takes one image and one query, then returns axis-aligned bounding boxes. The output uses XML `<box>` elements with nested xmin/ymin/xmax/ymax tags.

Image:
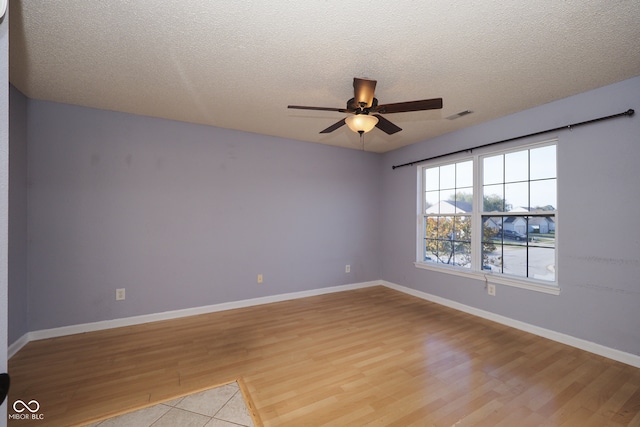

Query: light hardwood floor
<box><xmin>8</xmin><ymin>286</ymin><xmax>640</xmax><ymax>426</ymax></box>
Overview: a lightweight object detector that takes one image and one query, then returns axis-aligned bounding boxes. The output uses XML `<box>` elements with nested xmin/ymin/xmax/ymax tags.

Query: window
<box><xmin>418</xmin><ymin>141</ymin><xmax>557</xmax><ymax>293</ymax></box>
<box><xmin>423</xmin><ymin>160</ymin><xmax>473</xmax><ymax>268</ymax></box>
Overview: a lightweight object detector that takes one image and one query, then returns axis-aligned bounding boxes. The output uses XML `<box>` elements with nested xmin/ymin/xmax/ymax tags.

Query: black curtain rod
<box><xmin>392</xmin><ymin>108</ymin><xmax>635</xmax><ymax>170</ymax></box>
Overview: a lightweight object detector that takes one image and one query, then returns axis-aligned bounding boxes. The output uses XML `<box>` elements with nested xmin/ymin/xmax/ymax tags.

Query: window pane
<box><xmin>456</xmin><ymin>160</ymin><xmax>473</xmax><ymax>188</ymax></box>
<box><xmin>425</xmin><ymin>167</ymin><xmax>439</xmax><ymax>191</ymax></box>
<box><xmin>440</xmin><ymin>189</ymin><xmax>456</xmax><ymax>202</ymax></box>
<box><xmin>425</xmin><ymin>191</ymin><xmax>439</xmax><ymax>213</ymax></box>
<box><xmin>440</xmin><ymin>216</ymin><xmax>454</xmax><ymax>241</ymax></box>
<box><xmin>528</xmin><ymin>247</ymin><xmax>555</xmax><ymax>281</ymax></box>
<box><xmin>436</xmin><ymin>240</ymin><xmax>452</xmax><ymax>264</ymax></box>
<box><xmin>483</xmin><ymin>184</ymin><xmax>504</xmax><ymax>212</ymax></box>
<box><xmin>455</xmin><ymin>243</ymin><xmax>472</xmax><ymax>268</ymax></box>
<box><xmin>456</xmin><ymin>187</ymin><xmax>473</xmax><ymax>212</ymax></box>
<box><xmin>483</xmin><ymin>155</ymin><xmax>503</xmax><ymax>185</ymax></box>
<box><xmin>482</xmin><ymin>242</ymin><xmax>502</xmax><ymax>272</ymax></box>
<box><xmin>440</xmin><ymin>189</ymin><xmax>456</xmax><ymax>213</ymax></box>
<box><xmin>425</xmin><ymin>217</ymin><xmax>439</xmax><ymax>240</ymax></box>
<box><xmin>424</xmin><ymin>216</ymin><xmax>461</xmax><ymax>266</ymax></box>
<box><xmin>440</xmin><ymin>164</ymin><xmax>456</xmax><ymax>189</ymax></box>
<box><xmin>424</xmin><ymin>245</ymin><xmax>436</xmax><ymax>263</ymax></box>
<box><xmin>424</xmin><ymin>235</ymin><xmax>438</xmax><ymax>263</ymax></box>
<box><xmin>502</xmin><ymin>245</ymin><xmax>528</xmax><ymax>277</ymax></box>
<box><xmin>504</xmin><ymin>216</ymin><xmax>528</xmax><ymax>239</ymax></box>
<box><xmin>482</xmin><ymin>216</ymin><xmax>502</xmax><ymax>271</ymax></box>
<box><xmin>505</xmin><ymin>150</ymin><xmax>528</xmax><ymax>183</ymax></box>
<box><xmin>530</xmin><ymin>179</ymin><xmax>556</xmax><ymax>210</ymax></box>
<box><xmin>528</xmin><ymin>224</ymin><xmax>555</xmax><ymax>245</ymax></box>
<box><xmin>425</xmin><ymin>216</ymin><xmax>453</xmax><ymax>240</ymax></box>
<box><xmin>505</xmin><ymin>182</ymin><xmax>528</xmax><ymax>210</ymax></box>
<box><xmin>482</xmin><ymin>216</ymin><xmax>502</xmax><ymax>241</ymax></box>
<box><xmin>454</xmin><ymin>216</ymin><xmax>471</xmax><ymax>241</ymax></box>
<box><xmin>530</xmin><ymin>145</ymin><xmax>556</xmax><ymax>180</ymax></box>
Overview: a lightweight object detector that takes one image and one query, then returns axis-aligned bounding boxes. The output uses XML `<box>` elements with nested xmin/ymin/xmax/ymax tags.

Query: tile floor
<box><xmin>83</xmin><ymin>381</ymin><xmax>255</xmax><ymax>427</ymax></box>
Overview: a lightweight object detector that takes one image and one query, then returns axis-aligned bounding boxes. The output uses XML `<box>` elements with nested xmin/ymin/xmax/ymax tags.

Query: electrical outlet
<box><xmin>345</xmin><ymin>265</ymin><xmax>351</xmax><ymax>273</ymax></box>
<box><xmin>257</xmin><ymin>274</ymin><xmax>263</xmax><ymax>284</ymax></box>
<box><xmin>487</xmin><ymin>284</ymin><xmax>496</xmax><ymax>296</ymax></box>
<box><xmin>116</xmin><ymin>288</ymin><xmax>126</xmax><ymax>301</ymax></box>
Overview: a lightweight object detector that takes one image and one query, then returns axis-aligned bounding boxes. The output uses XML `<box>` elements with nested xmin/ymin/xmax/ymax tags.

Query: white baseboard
<box><xmin>381</xmin><ymin>280</ymin><xmax>640</xmax><ymax>369</ymax></box>
<box><xmin>8</xmin><ymin>332</ymin><xmax>30</xmax><ymax>359</ymax></box>
<box><xmin>10</xmin><ymin>279</ymin><xmax>639</xmax><ymax>369</ymax></box>
<box><xmin>9</xmin><ymin>281</ymin><xmax>380</xmax><ymax>357</ymax></box>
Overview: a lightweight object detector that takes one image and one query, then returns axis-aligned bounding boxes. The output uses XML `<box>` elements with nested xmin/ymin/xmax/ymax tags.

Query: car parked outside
<box><xmin>497</xmin><ymin>229</ymin><xmax>527</xmax><ymax>241</ymax></box>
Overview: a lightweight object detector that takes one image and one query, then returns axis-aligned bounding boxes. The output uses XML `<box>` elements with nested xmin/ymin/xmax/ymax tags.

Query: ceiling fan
<box><xmin>288</xmin><ymin>77</ymin><xmax>443</xmax><ymax>135</ymax></box>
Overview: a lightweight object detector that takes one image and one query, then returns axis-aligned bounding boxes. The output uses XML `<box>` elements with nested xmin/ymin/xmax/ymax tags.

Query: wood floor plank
<box><xmin>7</xmin><ymin>286</ymin><xmax>640</xmax><ymax>426</ymax></box>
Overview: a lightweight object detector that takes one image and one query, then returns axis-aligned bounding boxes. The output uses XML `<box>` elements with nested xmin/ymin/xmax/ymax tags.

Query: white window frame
<box><xmin>415</xmin><ymin>139</ymin><xmax>559</xmax><ymax>295</ymax></box>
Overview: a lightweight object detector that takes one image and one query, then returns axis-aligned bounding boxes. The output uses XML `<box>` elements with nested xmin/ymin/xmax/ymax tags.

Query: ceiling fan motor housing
<box><xmin>287</xmin><ymin>77</ymin><xmax>443</xmax><ymax>135</ymax></box>
<box><xmin>347</xmin><ymin>97</ymin><xmax>378</xmax><ymax>113</ymax></box>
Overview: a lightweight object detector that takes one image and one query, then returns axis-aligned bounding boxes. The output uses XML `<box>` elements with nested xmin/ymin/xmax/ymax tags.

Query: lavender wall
<box><xmin>380</xmin><ymin>76</ymin><xmax>640</xmax><ymax>356</ymax></box>
<box><xmin>8</xmin><ymin>85</ymin><xmax>27</xmax><ymax>344</ymax></box>
<box><xmin>26</xmin><ymin>101</ymin><xmax>381</xmax><ymax>331</ymax></box>
<box><xmin>10</xmin><ymin>71</ymin><xmax>640</xmax><ymax>360</ymax></box>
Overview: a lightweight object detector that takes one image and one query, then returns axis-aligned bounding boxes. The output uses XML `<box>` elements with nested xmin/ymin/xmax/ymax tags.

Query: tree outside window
<box><xmin>419</xmin><ymin>142</ymin><xmax>557</xmax><ymax>285</ymax></box>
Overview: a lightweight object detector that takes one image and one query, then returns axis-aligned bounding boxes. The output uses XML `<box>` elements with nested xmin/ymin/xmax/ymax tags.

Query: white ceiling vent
<box><xmin>446</xmin><ymin>110</ymin><xmax>473</xmax><ymax>120</ymax></box>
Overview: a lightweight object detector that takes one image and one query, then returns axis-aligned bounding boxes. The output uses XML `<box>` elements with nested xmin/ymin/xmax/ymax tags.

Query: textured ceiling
<box><xmin>8</xmin><ymin>1</ymin><xmax>640</xmax><ymax>153</ymax></box>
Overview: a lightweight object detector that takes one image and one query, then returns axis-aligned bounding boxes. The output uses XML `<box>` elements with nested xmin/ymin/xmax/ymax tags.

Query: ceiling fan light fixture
<box><xmin>345</xmin><ymin>114</ymin><xmax>378</xmax><ymax>134</ymax></box>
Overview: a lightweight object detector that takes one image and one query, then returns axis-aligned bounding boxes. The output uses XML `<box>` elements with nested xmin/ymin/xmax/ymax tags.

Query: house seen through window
<box><xmin>420</xmin><ymin>141</ymin><xmax>557</xmax><ymax>286</ymax></box>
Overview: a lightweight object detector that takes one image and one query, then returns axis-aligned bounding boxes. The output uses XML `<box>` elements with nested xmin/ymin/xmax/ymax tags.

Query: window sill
<box><xmin>413</xmin><ymin>262</ymin><xmax>561</xmax><ymax>295</ymax></box>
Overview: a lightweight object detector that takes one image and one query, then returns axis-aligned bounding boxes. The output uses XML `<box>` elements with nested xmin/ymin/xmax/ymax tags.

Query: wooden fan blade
<box><xmin>353</xmin><ymin>78</ymin><xmax>377</xmax><ymax>108</ymax></box>
<box><xmin>288</xmin><ymin>105</ymin><xmax>350</xmax><ymax>113</ymax></box>
<box><xmin>373</xmin><ymin>114</ymin><xmax>402</xmax><ymax>135</ymax></box>
<box><xmin>320</xmin><ymin>118</ymin><xmax>347</xmax><ymax>133</ymax></box>
<box><xmin>375</xmin><ymin>98</ymin><xmax>443</xmax><ymax>114</ymax></box>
